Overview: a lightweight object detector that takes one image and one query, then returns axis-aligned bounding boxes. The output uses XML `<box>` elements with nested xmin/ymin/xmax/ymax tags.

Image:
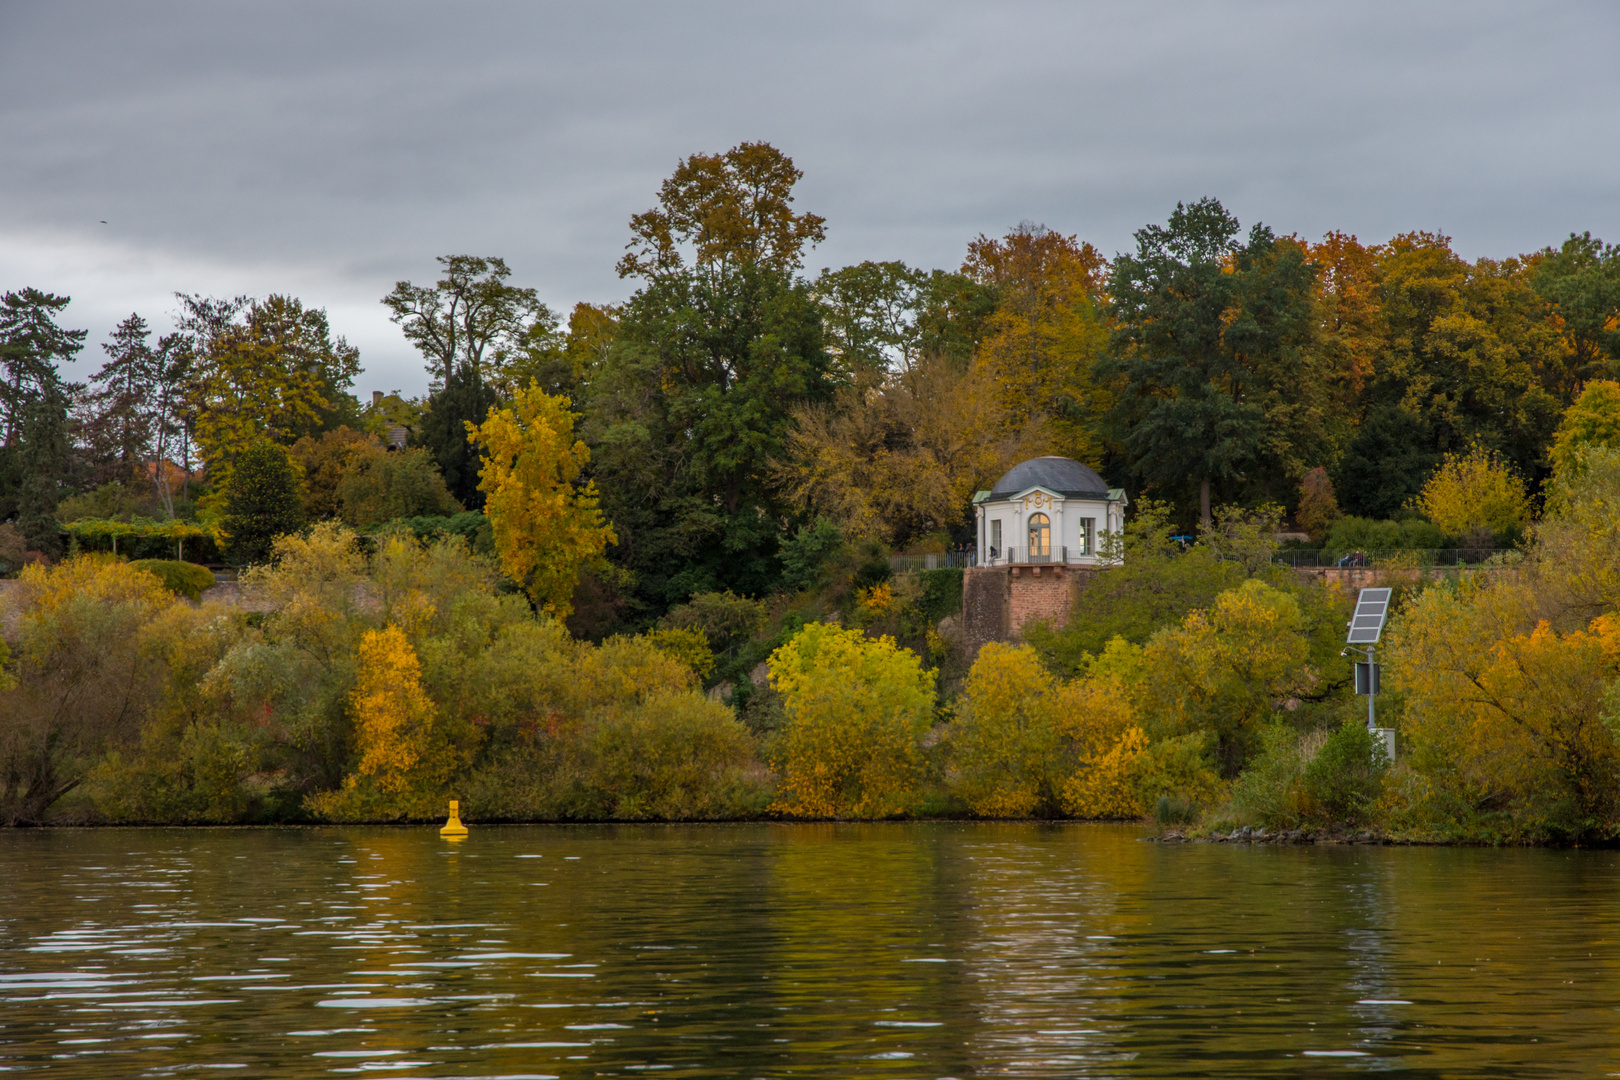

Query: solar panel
<box><xmin>1346</xmin><ymin>587</ymin><xmax>1392</xmax><ymax>644</ymax></box>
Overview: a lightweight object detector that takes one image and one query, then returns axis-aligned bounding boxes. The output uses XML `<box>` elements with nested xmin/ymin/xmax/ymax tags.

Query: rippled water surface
<box><xmin>1</xmin><ymin>824</ymin><xmax>1616</xmax><ymax>1077</ymax></box>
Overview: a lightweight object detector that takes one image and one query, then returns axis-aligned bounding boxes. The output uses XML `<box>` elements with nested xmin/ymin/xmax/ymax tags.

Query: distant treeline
<box><xmin>2</xmin><ymin>141</ymin><xmax>1617</xmax><ymax>627</ymax></box>
<box><xmin>4</xmin><ymin>142</ymin><xmax>1620</xmax><ymax>841</ymax></box>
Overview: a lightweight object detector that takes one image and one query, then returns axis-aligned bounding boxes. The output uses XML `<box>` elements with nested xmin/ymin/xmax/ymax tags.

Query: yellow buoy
<box><xmin>440</xmin><ymin>799</ymin><xmax>468</xmax><ymax>839</ymax></box>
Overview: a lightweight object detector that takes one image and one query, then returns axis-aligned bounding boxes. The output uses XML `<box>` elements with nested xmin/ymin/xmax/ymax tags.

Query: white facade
<box><xmin>971</xmin><ymin>457</ymin><xmax>1126</xmax><ymax>567</ymax></box>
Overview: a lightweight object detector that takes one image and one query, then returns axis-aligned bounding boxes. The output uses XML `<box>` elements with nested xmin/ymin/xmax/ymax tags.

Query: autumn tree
<box><xmin>1106</xmin><ymin>199</ymin><xmax>1327</xmax><ymax>525</ymax></box>
<box><xmin>775</xmin><ymin>352</ymin><xmax>1050</xmax><ymax>546</ymax></box>
<box><xmin>190</xmin><ymin>327</ymin><xmax>328</xmax><ymax>491</ymax></box>
<box><xmin>1296</xmin><ymin>466</ymin><xmax>1342</xmax><ymax>542</ymax></box>
<box><xmin>0</xmin><ymin>557</ymin><xmax>180</xmax><ymax>824</ymax></box>
<box><xmin>1411</xmin><ymin>445</ymin><xmax>1529</xmax><ymax>543</ymax></box>
<box><xmin>618</xmin><ymin>141</ymin><xmax>826</xmax><ymax>281</ymax></box>
<box><xmin>1386</xmin><ymin>577</ymin><xmax>1620</xmax><ymax>837</ymax></box>
<box><xmin>291</xmin><ymin>426</ymin><xmax>379</xmax><ymax>519</ymax></box>
<box><xmin>243</xmin><ymin>294</ymin><xmax>363</xmax><ymax>436</ymax></box>
<box><xmin>1138</xmin><ymin>578</ymin><xmax>1314</xmax><ymax>776</ymax></box>
<box><xmin>1364</xmin><ymin>234</ymin><xmax>1564</xmax><ymax>481</ymax></box>
<box><xmin>1549</xmin><ymin>379</ymin><xmax>1620</xmax><ymax>475</ymax></box>
<box><xmin>964</xmin><ymin>223</ymin><xmax>1111</xmax><ymax>462</ymax></box>
<box><xmin>382</xmin><ymin>255</ymin><xmax>552</xmax><ymax>388</ymax></box>
<box><xmin>468</xmin><ymin>383</ymin><xmax>615</xmax><ymax>619</ymax></box>
<box><xmin>336</xmin><ymin>446</ymin><xmax>461</xmax><ymax>527</ymax></box>
<box><xmin>767</xmin><ymin>621</ymin><xmax>936</xmax><ymax>818</ymax></box>
<box><xmin>1532</xmin><ymin>232</ymin><xmax>1620</xmax><ymax>388</ymax></box>
<box><xmin>173</xmin><ymin>294</ymin><xmax>360</xmax><ymax>492</ymax></box>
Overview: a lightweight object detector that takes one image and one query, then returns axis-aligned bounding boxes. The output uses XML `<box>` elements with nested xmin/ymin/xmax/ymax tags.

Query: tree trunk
<box><xmin>1200</xmin><ymin>476</ymin><xmax>1212</xmax><ymax>529</ymax></box>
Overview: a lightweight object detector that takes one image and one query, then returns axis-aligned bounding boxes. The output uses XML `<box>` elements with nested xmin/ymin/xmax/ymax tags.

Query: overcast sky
<box><xmin>2</xmin><ymin>1</ymin><xmax>1616</xmax><ymax>395</ymax></box>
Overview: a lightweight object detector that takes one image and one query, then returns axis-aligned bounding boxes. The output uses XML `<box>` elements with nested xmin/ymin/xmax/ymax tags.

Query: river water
<box><xmin>0</xmin><ymin>823</ymin><xmax>1614</xmax><ymax>1078</ymax></box>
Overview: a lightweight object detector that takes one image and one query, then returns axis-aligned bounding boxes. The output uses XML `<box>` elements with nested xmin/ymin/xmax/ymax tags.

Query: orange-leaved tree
<box><xmin>350</xmin><ymin>624</ymin><xmax>441</xmax><ymax>792</ymax></box>
<box><xmin>467</xmin><ymin>383</ymin><xmax>616</xmax><ymax>619</ymax></box>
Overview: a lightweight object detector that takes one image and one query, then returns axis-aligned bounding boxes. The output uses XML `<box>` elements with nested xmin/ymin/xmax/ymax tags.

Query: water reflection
<box><xmin>0</xmin><ymin>824</ymin><xmax>1615</xmax><ymax>1077</ymax></box>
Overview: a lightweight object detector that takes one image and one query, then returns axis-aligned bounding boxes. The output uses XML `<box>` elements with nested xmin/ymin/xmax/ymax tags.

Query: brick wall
<box><xmin>962</xmin><ymin>565</ymin><xmax>1100</xmax><ymax>659</ymax></box>
<box><xmin>1008</xmin><ymin>566</ymin><xmax>1075</xmax><ymax>633</ymax></box>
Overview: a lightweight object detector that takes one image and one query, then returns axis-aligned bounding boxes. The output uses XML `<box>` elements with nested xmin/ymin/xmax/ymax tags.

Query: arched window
<box><xmin>1028</xmin><ymin>513</ymin><xmax>1050</xmax><ymax>559</ymax></box>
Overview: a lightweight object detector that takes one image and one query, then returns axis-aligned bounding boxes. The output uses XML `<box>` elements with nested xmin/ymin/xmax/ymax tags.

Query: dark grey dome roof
<box><xmin>990</xmin><ymin>456</ymin><xmax>1111</xmax><ymax>500</ymax></box>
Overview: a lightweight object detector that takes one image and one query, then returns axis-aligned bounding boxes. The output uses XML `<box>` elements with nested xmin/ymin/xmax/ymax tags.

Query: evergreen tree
<box><xmin>12</xmin><ymin>384</ymin><xmax>73</xmax><ymax>556</ymax></box>
<box><xmin>414</xmin><ymin>366</ymin><xmax>498</xmax><ymax>509</ymax></box>
<box><xmin>1106</xmin><ymin>199</ymin><xmax>1325</xmax><ymax>525</ymax></box>
<box><xmin>0</xmin><ymin>289</ymin><xmax>84</xmax><ymax>545</ymax></box>
<box><xmin>221</xmin><ymin>440</ymin><xmax>306</xmax><ymax>564</ymax></box>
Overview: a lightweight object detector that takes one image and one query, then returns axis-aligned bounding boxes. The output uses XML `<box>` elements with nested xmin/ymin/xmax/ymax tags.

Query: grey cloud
<box><xmin>1</xmin><ymin>0</ymin><xmax>1616</xmax><ymax>393</ymax></box>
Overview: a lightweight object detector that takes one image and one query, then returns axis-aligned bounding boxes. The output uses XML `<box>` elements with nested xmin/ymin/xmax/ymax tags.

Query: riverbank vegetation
<box><xmin>3</xmin><ymin>143</ymin><xmax>1620</xmax><ymax>839</ymax></box>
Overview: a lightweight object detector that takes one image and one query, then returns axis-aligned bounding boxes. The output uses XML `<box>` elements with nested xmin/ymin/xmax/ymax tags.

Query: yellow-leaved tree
<box><xmin>1386</xmin><ymin>582</ymin><xmax>1620</xmax><ymax>835</ymax></box>
<box><xmin>948</xmin><ymin>642</ymin><xmax>1065</xmax><ymax>817</ymax></box>
<box><xmin>192</xmin><ymin>327</ymin><xmax>330</xmax><ymax>495</ymax></box>
<box><xmin>947</xmin><ymin>639</ymin><xmax>1173</xmax><ymax>820</ymax></box>
<box><xmin>963</xmin><ymin>224</ymin><xmax>1111</xmax><ymax>462</ymax></box>
<box><xmin>1411</xmin><ymin>444</ymin><xmax>1529</xmax><ymax>542</ymax></box>
<box><xmin>307</xmin><ymin>623</ymin><xmax>468</xmax><ymax>820</ymax></box>
<box><xmin>768</xmin><ymin>622</ymin><xmax>936</xmax><ymax>818</ymax></box>
<box><xmin>467</xmin><ymin>383</ymin><xmax>616</xmax><ymax>619</ymax></box>
<box><xmin>1139</xmin><ymin>579</ymin><xmax>1313</xmax><ymax>777</ymax></box>
<box><xmin>1550</xmin><ymin>379</ymin><xmax>1620</xmax><ymax>476</ymax></box>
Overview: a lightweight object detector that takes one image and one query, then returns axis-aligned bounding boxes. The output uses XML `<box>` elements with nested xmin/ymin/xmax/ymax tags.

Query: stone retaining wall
<box><xmin>962</xmin><ymin>564</ymin><xmax>1100</xmax><ymax>660</ymax></box>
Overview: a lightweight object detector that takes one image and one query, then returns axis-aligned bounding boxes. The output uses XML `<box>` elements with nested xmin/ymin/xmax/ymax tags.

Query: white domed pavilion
<box><xmin>971</xmin><ymin>456</ymin><xmax>1127</xmax><ymax>566</ymax></box>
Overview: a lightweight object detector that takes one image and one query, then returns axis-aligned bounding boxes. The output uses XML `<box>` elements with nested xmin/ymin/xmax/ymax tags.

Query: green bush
<box><xmin>1227</xmin><ymin>726</ymin><xmax>1311</xmax><ymax>829</ymax></box>
<box><xmin>129</xmin><ymin>559</ymin><xmax>216</xmax><ymax>601</ymax></box>
<box><xmin>1325</xmin><ymin>516</ymin><xmax>1444</xmax><ymax>552</ymax></box>
<box><xmin>1228</xmin><ymin>723</ymin><xmax>1390</xmax><ymax>830</ymax></box>
<box><xmin>916</xmin><ymin>568</ymin><xmax>963</xmax><ymax>624</ymax></box>
<box><xmin>1302</xmin><ymin>722</ymin><xmax>1390</xmax><ymax>826</ymax></box>
<box><xmin>778</xmin><ymin>516</ymin><xmax>843</xmax><ymax>592</ymax></box>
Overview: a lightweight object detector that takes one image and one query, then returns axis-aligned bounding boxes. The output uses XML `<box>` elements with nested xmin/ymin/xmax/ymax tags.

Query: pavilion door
<box><xmin>1028</xmin><ymin>513</ymin><xmax>1050</xmax><ymax>562</ymax></box>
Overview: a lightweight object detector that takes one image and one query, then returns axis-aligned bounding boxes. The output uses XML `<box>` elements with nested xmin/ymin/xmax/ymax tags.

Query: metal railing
<box><xmin>1273</xmin><ymin>548</ymin><xmax>1515</xmax><ymax>569</ymax></box>
<box><xmin>888</xmin><ymin>552</ymin><xmax>974</xmax><ymax>572</ymax></box>
<box><xmin>972</xmin><ymin>545</ymin><xmax>1105</xmax><ymax>568</ymax></box>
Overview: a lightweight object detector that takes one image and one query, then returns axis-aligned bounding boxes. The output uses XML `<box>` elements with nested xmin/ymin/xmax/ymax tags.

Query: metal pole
<box><xmin>1367</xmin><ymin>644</ymin><xmax>1376</xmax><ymax>731</ymax></box>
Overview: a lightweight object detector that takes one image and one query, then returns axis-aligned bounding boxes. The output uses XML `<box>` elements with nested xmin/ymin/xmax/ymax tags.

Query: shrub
<box><xmin>1153</xmin><ymin>794</ymin><xmax>1199</xmax><ymax>827</ymax></box>
<box><xmin>949</xmin><ymin>642</ymin><xmax>1064</xmax><ymax>816</ymax></box>
<box><xmin>1227</xmin><ymin>726</ymin><xmax>1312</xmax><ymax>830</ymax></box>
<box><xmin>658</xmin><ymin>590</ymin><xmax>768</xmax><ymax>662</ymax></box>
<box><xmin>1131</xmin><ymin>733</ymin><xmax>1225</xmax><ymax>815</ymax></box>
<box><xmin>581</xmin><ymin>692</ymin><xmax>767</xmax><ymax>819</ymax></box>
<box><xmin>646</xmin><ymin>627</ymin><xmax>715</xmax><ymax>680</ymax></box>
<box><xmin>1325</xmin><ymin>516</ymin><xmax>1445</xmax><ymax>552</ymax></box>
<box><xmin>291</xmin><ymin>426</ymin><xmax>379</xmax><ymax>520</ymax></box>
<box><xmin>1302</xmin><ymin>722</ymin><xmax>1390</xmax><ymax>826</ymax></box>
<box><xmin>778</xmin><ymin>515</ymin><xmax>843</xmax><ymax>592</ymax></box>
<box><xmin>0</xmin><ymin>522</ymin><xmax>31</xmax><ymax>577</ymax></box>
<box><xmin>1296</xmin><ymin>467</ymin><xmax>1342</xmax><ymax>543</ymax></box>
<box><xmin>129</xmin><ymin>559</ymin><xmax>216</xmax><ymax>601</ymax></box>
<box><xmin>0</xmin><ymin>557</ymin><xmax>183</xmax><ymax>823</ymax></box>
<box><xmin>337</xmin><ymin>446</ymin><xmax>462</xmax><ymax>526</ymax></box>
<box><xmin>768</xmin><ymin>621</ymin><xmax>936</xmax><ymax>817</ymax></box>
